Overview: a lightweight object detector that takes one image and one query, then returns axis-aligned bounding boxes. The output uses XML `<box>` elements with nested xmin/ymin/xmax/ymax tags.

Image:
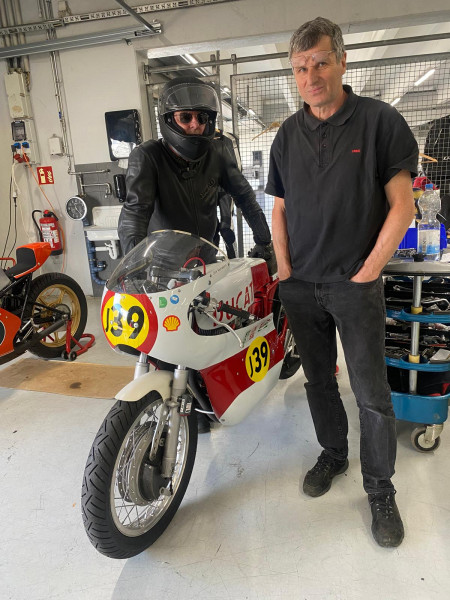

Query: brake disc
<box><xmin>117</xmin><ymin>422</ymin><xmax>155</xmax><ymax>506</ymax></box>
<box><xmin>117</xmin><ymin>422</ymin><xmax>170</xmax><ymax>505</ymax></box>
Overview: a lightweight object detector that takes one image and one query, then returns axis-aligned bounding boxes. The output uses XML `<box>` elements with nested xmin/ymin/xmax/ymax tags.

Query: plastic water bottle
<box><xmin>417</xmin><ymin>184</ymin><xmax>441</xmax><ymax>261</ymax></box>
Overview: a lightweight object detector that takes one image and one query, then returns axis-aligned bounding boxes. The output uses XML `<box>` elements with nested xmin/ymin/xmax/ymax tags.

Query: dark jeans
<box><xmin>279</xmin><ymin>276</ymin><xmax>396</xmax><ymax>495</ymax></box>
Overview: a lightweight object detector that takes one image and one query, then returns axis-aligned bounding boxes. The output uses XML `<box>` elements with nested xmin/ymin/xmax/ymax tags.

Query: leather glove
<box><xmin>248</xmin><ymin>242</ymin><xmax>277</xmax><ymax>276</ymax></box>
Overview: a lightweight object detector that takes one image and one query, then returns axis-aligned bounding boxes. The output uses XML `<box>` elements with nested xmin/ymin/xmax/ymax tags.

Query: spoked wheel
<box><xmin>275</xmin><ymin>302</ymin><xmax>301</xmax><ymax>380</ymax></box>
<box><xmin>24</xmin><ymin>273</ymin><xmax>87</xmax><ymax>359</ymax></box>
<box><xmin>81</xmin><ymin>392</ymin><xmax>198</xmax><ymax>558</ymax></box>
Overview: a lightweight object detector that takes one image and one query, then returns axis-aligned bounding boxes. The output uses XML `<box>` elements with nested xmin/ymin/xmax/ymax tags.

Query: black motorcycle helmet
<box><xmin>158</xmin><ymin>76</ymin><xmax>220</xmax><ymax>162</ymax></box>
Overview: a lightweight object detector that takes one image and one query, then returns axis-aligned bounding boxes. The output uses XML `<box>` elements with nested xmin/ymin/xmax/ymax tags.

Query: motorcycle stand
<box><xmin>61</xmin><ymin>319</ymin><xmax>95</xmax><ymax>361</ymax></box>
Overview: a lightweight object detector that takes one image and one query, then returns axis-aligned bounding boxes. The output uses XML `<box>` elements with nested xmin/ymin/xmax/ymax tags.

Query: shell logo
<box><xmin>163</xmin><ymin>315</ymin><xmax>181</xmax><ymax>331</ymax></box>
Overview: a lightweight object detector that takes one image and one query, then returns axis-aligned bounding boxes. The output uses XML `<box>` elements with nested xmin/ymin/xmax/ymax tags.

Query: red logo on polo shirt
<box><xmin>352</xmin><ymin>149</ymin><xmax>361</xmax><ymax>153</ymax></box>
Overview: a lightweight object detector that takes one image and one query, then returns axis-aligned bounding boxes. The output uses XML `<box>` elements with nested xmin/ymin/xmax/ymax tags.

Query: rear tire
<box><xmin>24</xmin><ymin>273</ymin><xmax>87</xmax><ymax>359</ymax></box>
<box><xmin>81</xmin><ymin>392</ymin><xmax>198</xmax><ymax>558</ymax></box>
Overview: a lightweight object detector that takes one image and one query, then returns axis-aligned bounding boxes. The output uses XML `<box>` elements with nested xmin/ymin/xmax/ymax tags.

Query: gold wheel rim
<box><xmin>34</xmin><ymin>284</ymin><xmax>81</xmax><ymax>348</ymax></box>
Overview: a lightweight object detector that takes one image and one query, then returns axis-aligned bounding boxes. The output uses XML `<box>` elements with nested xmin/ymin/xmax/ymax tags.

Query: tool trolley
<box><xmin>383</xmin><ymin>260</ymin><xmax>450</xmax><ymax>452</ymax></box>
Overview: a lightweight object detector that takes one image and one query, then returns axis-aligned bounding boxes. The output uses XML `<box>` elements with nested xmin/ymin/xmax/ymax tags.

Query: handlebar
<box><xmin>217</xmin><ymin>302</ymin><xmax>256</xmax><ymax>322</ymax></box>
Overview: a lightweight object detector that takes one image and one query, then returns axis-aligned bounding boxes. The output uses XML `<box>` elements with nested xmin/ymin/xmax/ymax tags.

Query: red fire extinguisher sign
<box><xmin>37</xmin><ymin>166</ymin><xmax>54</xmax><ymax>185</ymax></box>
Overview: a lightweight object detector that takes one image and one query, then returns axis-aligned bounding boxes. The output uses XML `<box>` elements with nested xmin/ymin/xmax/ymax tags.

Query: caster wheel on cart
<box><xmin>69</xmin><ymin>350</ymin><xmax>77</xmax><ymax>361</ymax></box>
<box><xmin>411</xmin><ymin>427</ymin><xmax>441</xmax><ymax>452</ymax></box>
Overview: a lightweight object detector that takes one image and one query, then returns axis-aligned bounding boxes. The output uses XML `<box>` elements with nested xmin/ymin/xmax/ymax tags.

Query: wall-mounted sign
<box><xmin>37</xmin><ymin>166</ymin><xmax>54</xmax><ymax>185</ymax></box>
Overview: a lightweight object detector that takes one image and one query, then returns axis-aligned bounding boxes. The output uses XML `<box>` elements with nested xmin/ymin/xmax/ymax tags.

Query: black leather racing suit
<box><xmin>118</xmin><ymin>137</ymin><xmax>271</xmax><ymax>255</ymax></box>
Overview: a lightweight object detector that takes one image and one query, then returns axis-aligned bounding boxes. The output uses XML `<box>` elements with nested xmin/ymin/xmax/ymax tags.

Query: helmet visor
<box><xmin>160</xmin><ymin>82</ymin><xmax>220</xmax><ymax>115</ymax></box>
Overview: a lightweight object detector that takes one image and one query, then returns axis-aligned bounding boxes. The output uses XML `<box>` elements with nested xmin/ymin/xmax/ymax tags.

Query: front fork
<box><xmin>159</xmin><ymin>366</ymin><xmax>188</xmax><ymax>478</ymax></box>
<box><xmin>134</xmin><ymin>353</ymin><xmax>188</xmax><ymax>480</ymax></box>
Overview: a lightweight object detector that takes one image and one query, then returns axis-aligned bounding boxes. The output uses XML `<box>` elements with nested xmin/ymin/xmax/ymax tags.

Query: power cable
<box><xmin>1</xmin><ymin>157</ymin><xmax>15</xmax><ymax>269</ymax></box>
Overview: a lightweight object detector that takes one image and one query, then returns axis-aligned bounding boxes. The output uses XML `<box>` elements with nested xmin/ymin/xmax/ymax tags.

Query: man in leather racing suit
<box><xmin>118</xmin><ymin>77</ymin><xmax>274</xmax><ymax>433</ymax></box>
<box><xmin>118</xmin><ymin>76</ymin><xmax>273</xmax><ymax>267</ymax></box>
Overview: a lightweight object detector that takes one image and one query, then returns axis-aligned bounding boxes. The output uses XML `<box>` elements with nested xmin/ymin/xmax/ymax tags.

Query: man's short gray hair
<box><xmin>289</xmin><ymin>17</ymin><xmax>345</xmax><ymax>61</ymax></box>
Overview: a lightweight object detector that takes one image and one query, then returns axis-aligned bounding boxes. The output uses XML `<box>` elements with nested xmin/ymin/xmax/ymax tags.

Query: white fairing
<box><xmin>195</xmin><ymin>258</ymin><xmax>255</xmax><ymax>330</ymax></box>
<box><xmin>115</xmin><ymin>369</ymin><xmax>173</xmax><ymax>402</ymax></box>
<box><xmin>219</xmin><ymin>361</ymin><xmax>283</xmax><ymax>425</ymax></box>
<box><xmin>148</xmin><ymin>257</ymin><xmax>271</xmax><ymax>369</ymax></box>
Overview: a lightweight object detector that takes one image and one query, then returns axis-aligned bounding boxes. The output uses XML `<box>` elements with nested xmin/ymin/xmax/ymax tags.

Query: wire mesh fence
<box><xmin>232</xmin><ymin>54</ymin><xmax>450</xmax><ymax>256</ymax></box>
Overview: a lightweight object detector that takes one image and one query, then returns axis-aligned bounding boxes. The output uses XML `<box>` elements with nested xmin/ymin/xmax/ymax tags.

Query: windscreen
<box><xmin>108</xmin><ymin>230</ymin><xmax>228</xmax><ymax>294</ymax></box>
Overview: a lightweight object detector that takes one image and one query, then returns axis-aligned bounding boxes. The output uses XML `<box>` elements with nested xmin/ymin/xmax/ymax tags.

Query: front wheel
<box><xmin>25</xmin><ymin>273</ymin><xmax>87</xmax><ymax>359</ymax></box>
<box><xmin>81</xmin><ymin>392</ymin><xmax>198</xmax><ymax>558</ymax></box>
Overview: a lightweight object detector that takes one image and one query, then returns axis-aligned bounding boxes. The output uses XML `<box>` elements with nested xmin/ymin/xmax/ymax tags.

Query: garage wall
<box><xmin>0</xmin><ymin>40</ymin><xmax>146</xmax><ymax>294</ymax></box>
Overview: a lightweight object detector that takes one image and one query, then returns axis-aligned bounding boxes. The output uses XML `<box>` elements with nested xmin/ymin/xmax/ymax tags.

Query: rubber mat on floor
<box><xmin>0</xmin><ymin>358</ymin><xmax>135</xmax><ymax>399</ymax></box>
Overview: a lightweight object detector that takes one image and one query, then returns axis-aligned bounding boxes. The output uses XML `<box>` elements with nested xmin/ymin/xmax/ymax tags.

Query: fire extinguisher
<box><xmin>32</xmin><ymin>209</ymin><xmax>63</xmax><ymax>256</ymax></box>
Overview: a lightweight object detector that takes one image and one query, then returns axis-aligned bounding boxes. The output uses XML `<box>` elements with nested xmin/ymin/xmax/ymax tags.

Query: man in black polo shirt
<box><xmin>266</xmin><ymin>17</ymin><xmax>418</xmax><ymax>548</ymax></box>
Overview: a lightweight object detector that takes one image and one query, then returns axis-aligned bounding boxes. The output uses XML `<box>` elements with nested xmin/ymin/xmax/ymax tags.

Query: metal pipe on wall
<box><xmin>48</xmin><ymin>49</ymin><xmax>74</xmax><ymax>168</ymax></box>
<box><xmin>0</xmin><ymin>0</ymin><xmax>11</xmax><ymax>51</ymax></box>
<box><xmin>4</xmin><ymin>0</ymin><xmax>17</xmax><ymax>68</ymax></box>
<box><xmin>12</xmin><ymin>0</ymin><xmax>29</xmax><ymax>73</ymax></box>
<box><xmin>38</xmin><ymin>0</ymin><xmax>74</xmax><ymax>170</ymax></box>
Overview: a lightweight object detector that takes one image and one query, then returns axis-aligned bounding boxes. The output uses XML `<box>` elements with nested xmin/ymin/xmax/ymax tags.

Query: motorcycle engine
<box><xmin>1</xmin><ymin>295</ymin><xmax>23</xmax><ymax>314</ymax></box>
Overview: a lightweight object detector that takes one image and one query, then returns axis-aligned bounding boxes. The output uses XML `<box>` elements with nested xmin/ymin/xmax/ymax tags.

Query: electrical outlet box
<box><xmin>18</xmin><ymin>119</ymin><xmax>40</xmax><ymax>165</ymax></box>
<box><xmin>4</xmin><ymin>72</ymin><xmax>32</xmax><ymax>119</ymax></box>
<box><xmin>21</xmin><ymin>141</ymin><xmax>40</xmax><ymax>165</ymax></box>
<box><xmin>48</xmin><ymin>135</ymin><xmax>64</xmax><ymax>156</ymax></box>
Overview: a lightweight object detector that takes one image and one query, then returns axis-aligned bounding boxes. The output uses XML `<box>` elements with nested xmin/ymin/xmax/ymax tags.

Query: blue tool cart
<box><xmin>383</xmin><ymin>260</ymin><xmax>450</xmax><ymax>452</ymax></box>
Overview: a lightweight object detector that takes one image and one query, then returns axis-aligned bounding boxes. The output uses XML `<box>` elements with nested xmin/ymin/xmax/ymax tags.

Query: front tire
<box><xmin>81</xmin><ymin>392</ymin><xmax>198</xmax><ymax>558</ymax></box>
<box><xmin>25</xmin><ymin>273</ymin><xmax>87</xmax><ymax>359</ymax></box>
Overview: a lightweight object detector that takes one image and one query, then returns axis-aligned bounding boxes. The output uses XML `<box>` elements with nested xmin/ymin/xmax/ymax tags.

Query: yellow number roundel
<box><xmin>102</xmin><ymin>293</ymin><xmax>150</xmax><ymax>350</ymax></box>
<box><xmin>245</xmin><ymin>336</ymin><xmax>270</xmax><ymax>382</ymax></box>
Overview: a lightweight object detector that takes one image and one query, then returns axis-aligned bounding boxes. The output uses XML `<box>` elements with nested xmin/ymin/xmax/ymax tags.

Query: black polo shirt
<box><xmin>266</xmin><ymin>85</ymin><xmax>418</xmax><ymax>282</ymax></box>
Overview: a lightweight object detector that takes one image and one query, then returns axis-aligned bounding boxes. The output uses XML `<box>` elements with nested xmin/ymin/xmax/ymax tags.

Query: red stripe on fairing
<box><xmin>251</xmin><ymin>261</ymin><xmax>270</xmax><ymax>291</ymax></box>
<box><xmin>199</xmin><ymin>328</ymin><xmax>284</xmax><ymax>418</ymax></box>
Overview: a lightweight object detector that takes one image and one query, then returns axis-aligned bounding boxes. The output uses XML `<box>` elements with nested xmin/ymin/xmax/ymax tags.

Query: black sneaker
<box><xmin>369</xmin><ymin>492</ymin><xmax>404</xmax><ymax>548</ymax></box>
<box><xmin>302</xmin><ymin>451</ymin><xmax>349</xmax><ymax>497</ymax></box>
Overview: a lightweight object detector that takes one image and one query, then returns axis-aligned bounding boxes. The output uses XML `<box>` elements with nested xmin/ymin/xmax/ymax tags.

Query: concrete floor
<box><xmin>1</xmin><ymin>296</ymin><xmax>450</xmax><ymax>600</ymax></box>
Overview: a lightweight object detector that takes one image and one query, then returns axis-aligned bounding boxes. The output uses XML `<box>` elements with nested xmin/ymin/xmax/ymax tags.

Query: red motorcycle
<box><xmin>0</xmin><ymin>242</ymin><xmax>87</xmax><ymax>361</ymax></box>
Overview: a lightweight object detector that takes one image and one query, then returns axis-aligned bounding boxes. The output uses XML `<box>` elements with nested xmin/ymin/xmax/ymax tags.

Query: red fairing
<box><xmin>0</xmin><ymin>309</ymin><xmax>22</xmax><ymax>357</ymax></box>
<box><xmin>251</xmin><ymin>261</ymin><xmax>270</xmax><ymax>292</ymax></box>
<box><xmin>200</xmin><ymin>328</ymin><xmax>284</xmax><ymax>418</ymax></box>
<box><xmin>12</xmin><ymin>242</ymin><xmax>52</xmax><ymax>278</ymax></box>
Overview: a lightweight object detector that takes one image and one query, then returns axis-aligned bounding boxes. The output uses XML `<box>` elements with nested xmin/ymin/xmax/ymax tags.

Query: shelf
<box><xmin>386</xmin><ymin>308</ymin><xmax>450</xmax><ymax>323</ymax></box>
<box><xmin>391</xmin><ymin>390</ymin><xmax>449</xmax><ymax>424</ymax></box>
<box><xmin>84</xmin><ymin>226</ymin><xmax>119</xmax><ymax>241</ymax></box>
<box><xmin>386</xmin><ymin>355</ymin><xmax>450</xmax><ymax>372</ymax></box>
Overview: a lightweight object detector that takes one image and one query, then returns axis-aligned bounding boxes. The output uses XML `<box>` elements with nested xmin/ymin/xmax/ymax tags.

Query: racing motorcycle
<box><xmin>0</xmin><ymin>242</ymin><xmax>87</xmax><ymax>361</ymax></box>
<box><xmin>81</xmin><ymin>230</ymin><xmax>301</xmax><ymax>559</ymax></box>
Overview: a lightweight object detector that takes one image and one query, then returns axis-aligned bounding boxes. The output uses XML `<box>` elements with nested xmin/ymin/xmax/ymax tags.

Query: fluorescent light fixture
<box><xmin>248</xmin><ymin>108</ymin><xmax>256</xmax><ymax>116</ymax></box>
<box><xmin>183</xmin><ymin>53</ymin><xmax>198</xmax><ymax>65</ymax></box>
<box><xmin>390</xmin><ymin>97</ymin><xmax>401</xmax><ymax>106</ymax></box>
<box><xmin>223</xmin><ymin>86</ymin><xmax>231</xmax><ymax>94</ymax></box>
<box><xmin>414</xmin><ymin>69</ymin><xmax>435</xmax><ymax>86</ymax></box>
